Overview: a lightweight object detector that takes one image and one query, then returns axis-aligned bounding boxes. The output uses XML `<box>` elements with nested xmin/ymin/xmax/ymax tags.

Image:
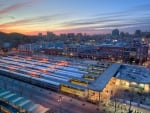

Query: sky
<box><xmin>0</xmin><ymin>0</ymin><xmax>150</xmax><ymax>35</ymax></box>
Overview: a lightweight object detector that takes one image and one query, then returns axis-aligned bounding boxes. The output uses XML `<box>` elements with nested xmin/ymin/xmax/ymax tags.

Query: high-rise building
<box><xmin>47</xmin><ymin>31</ymin><xmax>55</xmax><ymax>41</ymax></box>
<box><xmin>38</xmin><ymin>32</ymin><xmax>43</xmax><ymax>42</ymax></box>
<box><xmin>112</xmin><ymin>29</ymin><xmax>119</xmax><ymax>37</ymax></box>
<box><xmin>38</xmin><ymin>32</ymin><xmax>42</xmax><ymax>37</ymax></box>
<box><xmin>135</xmin><ymin>30</ymin><xmax>141</xmax><ymax>37</ymax></box>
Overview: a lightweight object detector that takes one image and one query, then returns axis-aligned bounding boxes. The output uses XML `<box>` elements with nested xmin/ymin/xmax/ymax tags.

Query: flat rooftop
<box><xmin>116</xmin><ymin>64</ymin><xmax>150</xmax><ymax>84</ymax></box>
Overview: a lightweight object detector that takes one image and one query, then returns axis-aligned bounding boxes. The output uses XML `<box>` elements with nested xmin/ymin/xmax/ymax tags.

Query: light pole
<box><xmin>113</xmin><ymin>95</ymin><xmax>117</xmax><ymax>113</ymax></box>
<box><xmin>57</xmin><ymin>96</ymin><xmax>63</xmax><ymax>113</ymax></box>
<box><xmin>128</xmin><ymin>88</ymin><xmax>134</xmax><ymax>113</ymax></box>
<box><xmin>97</xmin><ymin>91</ymin><xmax>102</xmax><ymax>112</ymax></box>
<box><xmin>112</xmin><ymin>91</ymin><xmax>119</xmax><ymax>113</ymax></box>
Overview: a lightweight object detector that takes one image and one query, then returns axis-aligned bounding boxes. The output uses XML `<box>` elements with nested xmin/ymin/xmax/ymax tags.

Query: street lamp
<box><xmin>128</xmin><ymin>87</ymin><xmax>134</xmax><ymax>113</ymax></box>
<box><xmin>57</xmin><ymin>96</ymin><xmax>63</xmax><ymax>113</ymax></box>
<box><xmin>111</xmin><ymin>91</ymin><xmax>119</xmax><ymax>113</ymax></box>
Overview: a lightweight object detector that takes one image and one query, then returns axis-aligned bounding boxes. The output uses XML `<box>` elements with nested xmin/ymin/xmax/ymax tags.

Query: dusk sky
<box><xmin>0</xmin><ymin>0</ymin><xmax>150</xmax><ymax>35</ymax></box>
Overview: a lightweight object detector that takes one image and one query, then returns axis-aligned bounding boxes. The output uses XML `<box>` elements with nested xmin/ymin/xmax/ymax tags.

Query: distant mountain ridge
<box><xmin>0</xmin><ymin>32</ymin><xmax>25</xmax><ymax>37</ymax></box>
<box><xmin>0</xmin><ymin>32</ymin><xmax>38</xmax><ymax>48</ymax></box>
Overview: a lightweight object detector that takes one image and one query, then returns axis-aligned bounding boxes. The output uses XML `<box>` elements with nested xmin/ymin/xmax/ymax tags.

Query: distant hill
<box><xmin>0</xmin><ymin>32</ymin><xmax>24</xmax><ymax>39</ymax></box>
<box><xmin>8</xmin><ymin>32</ymin><xmax>25</xmax><ymax>36</ymax></box>
<box><xmin>0</xmin><ymin>32</ymin><xmax>39</xmax><ymax>48</ymax></box>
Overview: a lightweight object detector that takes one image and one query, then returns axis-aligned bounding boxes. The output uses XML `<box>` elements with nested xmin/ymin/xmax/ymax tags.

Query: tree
<box><xmin>129</xmin><ymin>57</ymin><xmax>135</xmax><ymax>64</ymax></box>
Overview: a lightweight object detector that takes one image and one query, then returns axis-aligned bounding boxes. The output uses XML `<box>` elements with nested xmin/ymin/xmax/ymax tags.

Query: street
<box><xmin>0</xmin><ymin>75</ymin><xmax>101</xmax><ymax>113</ymax></box>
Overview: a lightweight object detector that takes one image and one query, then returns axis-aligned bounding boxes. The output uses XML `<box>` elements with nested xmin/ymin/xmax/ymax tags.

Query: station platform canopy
<box><xmin>0</xmin><ymin>88</ymin><xmax>50</xmax><ymax>113</ymax></box>
<box><xmin>88</xmin><ymin>63</ymin><xmax>121</xmax><ymax>91</ymax></box>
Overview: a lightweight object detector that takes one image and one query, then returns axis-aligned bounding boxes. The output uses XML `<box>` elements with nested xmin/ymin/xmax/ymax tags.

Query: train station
<box><xmin>0</xmin><ymin>55</ymin><xmax>150</xmax><ymax>112</ymax></box>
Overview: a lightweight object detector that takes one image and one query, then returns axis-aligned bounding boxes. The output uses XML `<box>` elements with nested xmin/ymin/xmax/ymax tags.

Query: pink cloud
<box><xmin>0</xmin><ymin>0</ymin><xmax>40</xmax><ymax>15</ymax></box>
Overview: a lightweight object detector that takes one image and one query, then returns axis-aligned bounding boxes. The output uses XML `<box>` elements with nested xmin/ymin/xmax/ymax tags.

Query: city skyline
<box><xmin>0</xmin><ymin>0</ymin><xmax>150</xmax><ymax>35</ymax></box>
